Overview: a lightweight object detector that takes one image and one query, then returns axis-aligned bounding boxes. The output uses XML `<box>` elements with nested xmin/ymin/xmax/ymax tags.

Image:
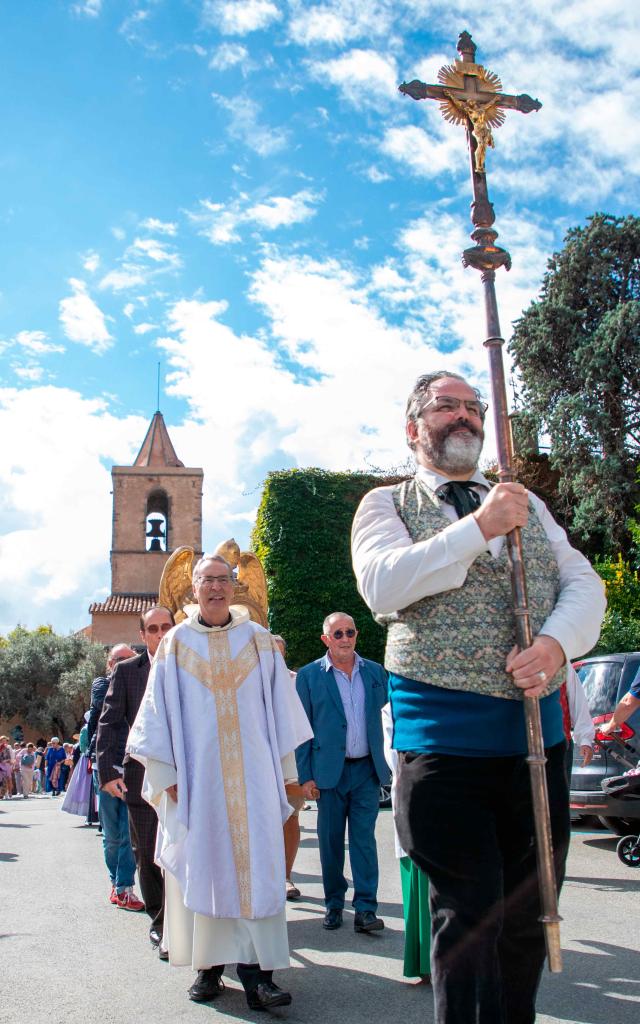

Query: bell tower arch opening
<box><xmin>145</xmin><ymin>489</ymin><xmax>169</xmax><ymax>551</ymax></box>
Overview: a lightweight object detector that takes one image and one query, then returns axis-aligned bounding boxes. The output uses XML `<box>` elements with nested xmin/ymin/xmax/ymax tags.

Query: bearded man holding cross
<box><xmin>127</xmin><ymin>553</ymin><xmax>312</xmax><ymax>1011</ymax></box>
<box><xmin>352</xmin><ymin>371</ymin><xmax>605</xmax><ymax>1024</ymax></box>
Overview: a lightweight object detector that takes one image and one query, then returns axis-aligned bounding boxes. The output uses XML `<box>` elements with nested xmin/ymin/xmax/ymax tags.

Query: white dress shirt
<box><xmin>351</xmin><ymin>465</ymin><xmax>606</xmax><ymax>663</ymax></box>
<box><xmin>566</xmin><ymin>665</ymin><xmax>595</xmax><ymax>748</ymax></box>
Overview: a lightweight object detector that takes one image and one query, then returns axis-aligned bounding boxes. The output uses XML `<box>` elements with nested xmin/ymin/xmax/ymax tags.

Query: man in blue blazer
<box><xmin>295</xmin><ymin>611</ymin><xmax>389</xmax><ymax>933</ymax></box>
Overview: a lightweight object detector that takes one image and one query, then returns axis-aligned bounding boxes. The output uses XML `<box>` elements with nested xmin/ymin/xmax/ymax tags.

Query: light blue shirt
<box><xmin>322</xmin><ymin>652</ymin><xmax>370</xmax><ymax>758</ymax></box>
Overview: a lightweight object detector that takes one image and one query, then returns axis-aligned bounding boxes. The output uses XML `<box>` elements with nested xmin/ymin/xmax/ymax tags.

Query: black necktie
<box><xmin>437</xmin><ymin>481</ymin><xmax>481</xmax><ymax>519</ymax></box>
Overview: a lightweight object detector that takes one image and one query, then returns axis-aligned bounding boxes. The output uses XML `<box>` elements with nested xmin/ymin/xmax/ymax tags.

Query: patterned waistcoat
<box><xmin>377</xmin><ymin>477</ymin><xmax>564</xmax><ymax>699</ymax></box>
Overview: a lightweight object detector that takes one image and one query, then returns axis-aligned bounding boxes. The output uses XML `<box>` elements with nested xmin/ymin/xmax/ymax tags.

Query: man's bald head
<box><xmin>107</xmin><ymin>644</ymin><xmax>136</xmax><ymax>672</ymax></box>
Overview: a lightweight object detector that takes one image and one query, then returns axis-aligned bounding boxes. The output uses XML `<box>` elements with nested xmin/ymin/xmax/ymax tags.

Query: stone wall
<box><xmin>90</xmin><ymin>612</ymin><xmax>144</xmax><ymax>648</ymax></box>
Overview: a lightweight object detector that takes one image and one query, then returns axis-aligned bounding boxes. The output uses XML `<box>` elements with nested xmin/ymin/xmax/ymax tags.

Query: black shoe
<box><xmin>354</xmin><ymin>911</ymin><xmax>384</xmax><ymax>933</ymax></box>
<box><xmin>158</xmin><ymin>947</ymin><xmax>169</xmax><ymax>961</ymax></box>
<box><xmin>323</xmin><ymin>908</ymin><xmax>343</xmax><ymax>930</ymax></box>
<box><xmin>188</xmin><ymin>968</ymin><xmax>225</xmax><ymax>1002</ymax></box>
<box><xmin>149</xmin><ymin>928</ymin><xmax>162</xmax><ymax>948</ymax></box>
<box><xmin>246</xmin><ymin>981</ymin><xmax>292</xmax><ymax>1010</ymax></box>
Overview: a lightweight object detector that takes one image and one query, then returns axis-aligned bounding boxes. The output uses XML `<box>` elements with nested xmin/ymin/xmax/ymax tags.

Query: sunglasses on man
<box><xmin>328</xmin><ymin>628</ymin><xmax>357</xmax><ymax>639</ymax></box>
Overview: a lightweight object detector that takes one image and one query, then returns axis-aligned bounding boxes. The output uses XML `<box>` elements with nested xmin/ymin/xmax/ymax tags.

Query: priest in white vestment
<box><xmin>127</xmin><ymin>553</ymin><xmax>313</xmax><ymax>1010</ymax></box>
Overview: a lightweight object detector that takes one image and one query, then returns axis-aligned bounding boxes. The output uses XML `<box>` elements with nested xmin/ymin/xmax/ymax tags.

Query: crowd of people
<box><xmin>7</xmin><ymin>370</ymin><xmax>610</xmax><ymax>1024</ymax></box>
<box><xmin>0</xmin><ymin>735</ymin><xmax>77</xmax><ymax>799</ymax></box>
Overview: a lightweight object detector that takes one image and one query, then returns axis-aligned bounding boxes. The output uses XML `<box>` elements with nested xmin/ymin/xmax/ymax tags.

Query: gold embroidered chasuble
<box><xmin>128</xmin><ymin>608</ymin><xmax>313</xmax><ymax>922</ymax></box>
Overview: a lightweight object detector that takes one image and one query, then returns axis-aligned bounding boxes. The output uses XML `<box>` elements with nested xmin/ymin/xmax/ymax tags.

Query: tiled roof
<box><xmin>89</xmin><ymin>594</ymin><xmax>158</xmax><ymax>615</ymax></box>
<box><xmin>133</xmin><ymin>411</ymin><xmax>184</xmax><ymax>468</ymax></box>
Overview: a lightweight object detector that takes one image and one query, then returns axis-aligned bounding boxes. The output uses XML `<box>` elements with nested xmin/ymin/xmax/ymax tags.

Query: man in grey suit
<box><xmin>295</xmin><ymin>612</ymin><xmax>389</xmax><ymax>933</ymax></box>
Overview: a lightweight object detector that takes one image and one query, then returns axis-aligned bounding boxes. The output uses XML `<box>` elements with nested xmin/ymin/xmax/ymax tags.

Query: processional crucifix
<box><xmin>400</xmin><ymin>32</ymin><xmax>562</xmax><ymax>972</ymax></box>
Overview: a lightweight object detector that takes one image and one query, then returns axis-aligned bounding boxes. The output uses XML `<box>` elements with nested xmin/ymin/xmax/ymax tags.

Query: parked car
<box><xmin>570</xmin><ymin>652</ymin><xmax>640</xmax><ymax>834</ymax></box>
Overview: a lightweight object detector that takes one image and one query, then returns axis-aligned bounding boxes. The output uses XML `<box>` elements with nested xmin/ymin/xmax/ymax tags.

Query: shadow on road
<box><xmin>565</xmin><ymin>874</ymin><xmax>640</xmax><ymax>893</ymax></box>
<box><xmin>287</xmin><ymin>902</ymin><xmax>405</xmax><ymax>962</ymax></box>
<box><xmin>582</xmin><ymin>837</ymin><xmax>618</xmax><ymax>850</ymax></box>
<box><xmin>538</xmin><ymin>939</ymin><xmax>640</xmax><ymax>1024</ymax></box>
<box><xmin>201</xmin><ymin>950</ymin><xmax>435</xmax><ymax>1024</ymax></box>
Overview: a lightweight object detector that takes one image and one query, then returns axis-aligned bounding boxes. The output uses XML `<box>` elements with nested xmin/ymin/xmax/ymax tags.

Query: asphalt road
<box><xmin>1</xmin><ymin>796</ymin><xmax>638</xmax><ymax>1024</ymax></box>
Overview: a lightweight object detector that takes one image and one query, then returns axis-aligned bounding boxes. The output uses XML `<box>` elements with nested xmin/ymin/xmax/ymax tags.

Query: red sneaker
<box><xmin>109</xmin><ymin>885</ymin><xmax>118</xmax><ymax>905</ymax></box>
<box><xmin>115</xmin><ymin>887</ymin><xmax>145</xmax><ymax>912</ymax></box>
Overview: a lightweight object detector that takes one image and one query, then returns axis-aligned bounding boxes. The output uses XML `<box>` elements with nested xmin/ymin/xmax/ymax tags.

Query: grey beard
<box><xmin>427</xmin><ymin>431</ymin><xmax>483</xmax><ymax>474</ymax></box>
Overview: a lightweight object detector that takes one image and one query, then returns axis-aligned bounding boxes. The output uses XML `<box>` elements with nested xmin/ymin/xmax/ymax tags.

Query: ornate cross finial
<box><xmin>400</xmin><ymin>31</ymin><xmax>540</xmax><ymax>173</ymax></box>
<box><xmin>399</xmin><ymin>32</ymin><xmax>542</xmax><ymax>274</ymax></box>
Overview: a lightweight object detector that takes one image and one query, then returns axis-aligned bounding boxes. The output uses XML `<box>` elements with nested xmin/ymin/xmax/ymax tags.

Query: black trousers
<box><xmin>125</xmin><ymin>762</ymin><xmax>164</xmax><ymax>934</ymax></box>
<box><xmin>209</xmin><ymin>964</ymin><xmax>272</xmax><ymax>990</ymax></box>
<box><xmin>395</xmin><ymin>741</ymin><xmax>570</xmax><ymax>1024</ymax></box>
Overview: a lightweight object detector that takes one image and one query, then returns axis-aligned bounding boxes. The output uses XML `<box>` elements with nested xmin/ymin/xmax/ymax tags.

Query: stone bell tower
<box><xmin>89</xmin><ymin>412</ymin><xmax>203</xmax><ymax>646</ymax></box>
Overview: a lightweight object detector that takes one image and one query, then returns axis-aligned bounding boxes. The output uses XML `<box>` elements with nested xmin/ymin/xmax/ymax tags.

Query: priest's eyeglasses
<box><xmin>329</xmin><ymin>628</ymin><xmax>357</xmax><ymax>639</ymax></box>
<box><xmin>422</xmin><ymin>396</ymin><xmax>488</xmax><ymax>419</ymax></box>
<box><xmin>196</xmin><ymin>575</ymin><xmax>233</xmax><ymax>586</ymax></box>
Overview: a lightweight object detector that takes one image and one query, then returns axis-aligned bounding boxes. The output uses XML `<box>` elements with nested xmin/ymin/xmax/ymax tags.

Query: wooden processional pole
<box><xmin>399</xmin><ymin>31</ymin><xmax>562</xmax><ymax>972</ymax></box>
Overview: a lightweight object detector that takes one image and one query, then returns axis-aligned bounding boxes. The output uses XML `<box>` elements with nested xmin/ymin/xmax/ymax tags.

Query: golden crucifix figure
<box><xmin>400</xmin><ymin>32</ymin><xmax>562</xmax><ymax>975</ymax></box>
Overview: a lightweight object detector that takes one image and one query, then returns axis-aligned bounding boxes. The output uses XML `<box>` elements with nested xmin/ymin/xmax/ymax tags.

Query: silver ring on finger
<box><xmin>538</xmin><ymin>670</ymin><xmax>547</xmax><ymax>682</ymax></box>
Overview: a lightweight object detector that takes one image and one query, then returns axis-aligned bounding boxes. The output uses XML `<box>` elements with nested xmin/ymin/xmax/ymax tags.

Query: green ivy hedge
<box><xmin>252</xmin><ymin>468</ymin><xmax>406</xmax><ymax>670</ymax></box>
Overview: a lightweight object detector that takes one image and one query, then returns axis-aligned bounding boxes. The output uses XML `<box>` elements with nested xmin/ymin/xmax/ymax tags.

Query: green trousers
<box><xmin>399</xmin><ymin>855</ymin><xmax>431</xmax><ymax>978</ymax></box>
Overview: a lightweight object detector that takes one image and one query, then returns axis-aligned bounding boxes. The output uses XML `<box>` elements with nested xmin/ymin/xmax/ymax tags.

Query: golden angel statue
<box><xmin>158</xmin><ymin>546</ymin><xmax>196</xmax><ymax>623</ymax></box>
<box><xmin>158</xmin><ymin>540</ymin><xmax>269</xmax><ymax>627</ymax></box>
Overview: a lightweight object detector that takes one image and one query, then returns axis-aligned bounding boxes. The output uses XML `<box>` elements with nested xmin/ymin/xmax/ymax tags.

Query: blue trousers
<box><xmin>317</xmin><ymin>756</ymin><xmax>380</xmax><ymax>913</ymax></box>
<box><xmin>94</xmin><ymin>770</ymin><xmax>136</xmax><ymax>892</ymax></box>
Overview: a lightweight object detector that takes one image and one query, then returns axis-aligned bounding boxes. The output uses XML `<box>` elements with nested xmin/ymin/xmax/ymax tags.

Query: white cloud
<box><xmin>188</xmin><ymin>201</ymin><xmax>243</xmax><ymax>245</ymax></box>
<box><xmin>288</xmin><ymin>1</ymin><xmax>394</xmax><ymax>46</ymax></box>
<box><xmin>188</xmin><ymin>189</ymin><xmax>322</xmax><ymax>245</ymax></box>
<box><xmin>0</xmin><ymin>386</ymin><xmax>146</xmax><ymax>632</ymax></box>
<box><xmin>99</xmin><ymin>266</ymin><xmax>148</xmax><ymax>292</ymax></box>
<box><xmin>83</xmin><ymin>250</ymin><xmax>100</xmax><ymax>273</ymax></box>
<box><xmin>14</xmin><ymin>330</ymin><xmax>64</xmax><ymax>355</ymax></box>
<box><xmin>59</xmin><ymin>279</ymin><xmax>112</xmax><ymax>353</ymax></box>
<box><xmin>209</xmin><ymin>42</ymin><xmax>249</xmax><ymax>70</ymax></box>
<box><xmin>71</xmin><ymin>0</ymin><xmax>102</xmax><ymax>16</ymax></box>
<box><xmin>212</xmin><ymin>94</ymin><xmax>288</xmax><ymax>156</ymax></box>
<box><xmin>245</xmin><ymin>190</ymin><xmax>320</xmax><ymax>229</ymax></box>
<box><xmin>289</xmin><ymin>8</ymin><xmax>346</xmax><ymax>45</ymax></box>
<box><xmin>111</xmin><ymin>226</ymin><xmax>126</xmax><ymax>240</ymax></box>
<box><xmin>381</xmin><ymin>124</ymin><xmax>467</xmax><ymax>178</ymax></box>
<box><xmin>133</xmin><ymin>322</ymin><xmax>156</xmax><ymax>335</ymax></box>
<box><xmin>140</xmin><ymin>218</ymin><xmax>178</xmax><ymax>236</ymax></box>
<box><xmin>13</xmin><ymin>365</ymin><xmax>45</xmax><ymax>382</ymax></box>
<box><xmin>99</xmin><ymin>236</ymin><xmax>182</xmax><ymax>292</ymax></box>
<box><xmin>132</xmin><ymin>237</ymin><xmax>182</xmax><ymax>266</ymax></box>
<box><xmin>363</xmin><ymin>165</ymin><xmax>390</xmax><ymax>183</ymax></box>
<box><xmin>310</xmin><ymin>48</ymin><xmax>398</xmax><ymax>107</ymax></box>
<box><xmin>157</xmin><ymin>252</ymin><xmax>485</xmax><ymax>486</ymax></box>
<box><xmin>203</xmin><ymin>0</ymin><xmax>281</xmax><ymax>35</ymax></box>
<box><xmin>119</xmin><ymin>8</ymin><xmax>151</xmax><ymax>46</ymax></box>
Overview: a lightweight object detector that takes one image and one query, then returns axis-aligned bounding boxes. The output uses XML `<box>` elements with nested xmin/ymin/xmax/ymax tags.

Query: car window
<box><xmin>575</xmin><ymin>661</ymin><xmax>621</xmax><ymax>715</ymax></box>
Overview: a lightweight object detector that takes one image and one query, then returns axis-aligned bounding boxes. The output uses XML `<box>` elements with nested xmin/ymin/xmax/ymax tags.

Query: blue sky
<box><xmin>0</xmin><ymin>0</ymin><xmax>638</xmax><ymax>635</ymax></box>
